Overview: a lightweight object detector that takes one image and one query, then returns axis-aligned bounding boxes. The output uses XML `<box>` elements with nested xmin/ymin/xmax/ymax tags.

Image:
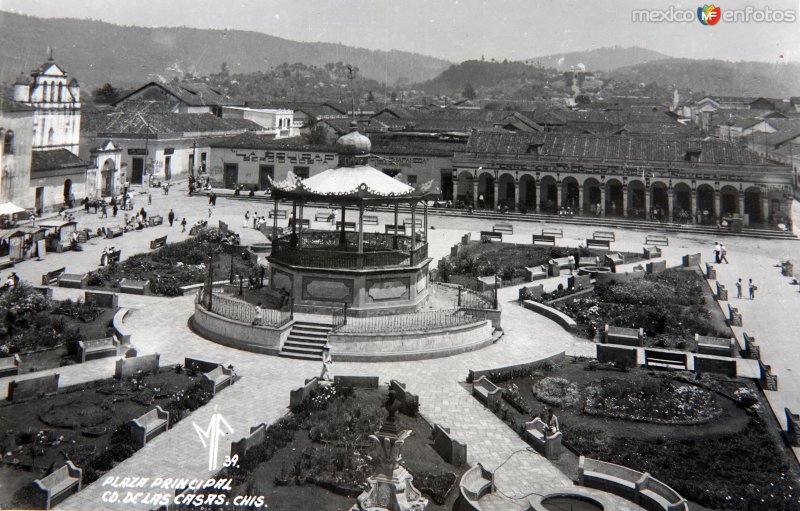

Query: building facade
<box><xmin>0</xmin><ymin>99</ymin><xmax>35</xmax><ymax>208</ymax></box>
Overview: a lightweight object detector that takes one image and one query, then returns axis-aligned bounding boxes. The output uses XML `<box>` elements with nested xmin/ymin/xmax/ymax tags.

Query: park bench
<box><xmin>403</xmin><ymin>217</ymin><xmax>423</xmax><ymax>230</ymax></box>
<box><xmin>106</xmin><ymin>226</ymin><xmax>123</xmax><ymax>239</ymax></box>
<box><xmin>432</xmin><ymin>424</ymin><xmax>467</xmax><ymax>466</ymax></box>
<box><xmin>58</xmin><ymin>273</ymin><xmax>88</xmax><ymax>289</ymax></box>
<box><xmin>715</xmin><ymin>282</ymin><xmax>728</xmax><ymax>301</ymax></box>
<box><xmin>41</xmin><ymin>267</ymin><xmax>66</xmax><ymax>286</ymax></box>
<box><xmin>705</xmin><ymin>263</ymin><xmax>716</xmax><ymax>280</ymax></box>
<box><xmin>149</xmin><ymin>236</ymin><xmax>167</xmax><ymax>250</ymax></box>
<box><xmin>727</xmin><ymin>304</ymin><xmax>742</xmax><ymax>326</ymax></box>
<box><xmin>542</xmin><ymin>227</ymin><xmax>563</xmax><ymax>238</ymax></box>
<box><xmin>108</xmin><ymin>249</ymin><xmax>122</xmax><ymax>264</ymax></box>
<box><xmin>119</xmin><ymin>278</ymin><xmax>148</xmax><ymax>295</ymax></box>
<box><xmin>472</xmin><ymin>376</ymin><xmax>502</xmax><ymax>409</ymax></box>
<box><xmin>493</xmin><ymin>223</ymin><xmax>514</xmax><ymax>235</ymax></box>
<box><xmin>295</xmin><ymin>218</ymin><xmax>310</xmax><ymax>229</ymax></box>
<box><xmin>782</xmin><ymin>260</ymin><xmax>795</xmax><ymax>277</ymax></box>
<box><xmin>644</xmin><ymin>349</ymin><xmax>687</xmax><ymax>370</ymax></box>
<box><xmin>786</xmin><ymin>408</ymin><xmax>800</xmax><ymax>447</ymax></box>
<box><xmin>636</xmin><ymin>474</ymin><xmax>690</xmax><ymax>511</ymax></box>
<box><xmin>524</xmin><ymin>417</ymin><xmax>562</xmax><ymax>460</ymax></box>
<box><xmin>525</xmin><ymin>265</ymin><xmax>547</xmax><ymax>281</ymax></box>
<box><xmin>480</xmin><ymin>230</ymin><xmax>502</xmax><ymax>242</ymax></box>
<box><xmin>604</xmin><ymin>253</ymin><xmax>624</xmax><ymax>270</ymax></box>
<box><xmin>532</xmin><ymin>234</ymin><xmax>556</xmax><ymax>246</ymax></box>
<box><xmin>760</xmin><ymin>360</ymin><xmax>778</xmax><ymax>391</ymax></box>
<box><xmin>579</xmin><ymin>456</ymin><xmax>641</xmax><ymax>501</ymax></box>
<box><xmin>336</xmin><ymin>221</ymin><xmax>357</xmax><ymax>231</ymax></box>
<box><xmin>201</xmin><ymin>365</ymin><xmax>234</xmax><ymax>396</ymax></box>
<box><xmin>696</xmin><ymin>334</ymin><xmax>736</xmax><ymax>357</ymax></box>
<box><xmin>269</xmin><ymin>210</ymin><xmax>288</xmax><ymax>219</ymax></box>
<box><xmin>643</xmin><ymin>246</ymin><xmax>661</xmax><ymax>259</ymax></box>
<box><xmin>76</xmin><ymin>230</ymin><xmax>89</xmax><ymax>244</ymax></box>
<box><xmin>548</xmin><ymin>256</ymin><xmax>572</xmax><ymax>277</ymax></box>
<box><xmin>593</xmin><ymin>231</ymin><xmax>616</xmax><ymax>241</ymax></box>
<box><xmin>0</xmin><ymin>354</ymin><xmax>21</xmax><ymax>377</ymax></box>
<box><xmin>130</xmin><ymin>406</ymin><xmax>170</xmax><ymax>447</ymax></box>
<box><xmin>586</xmin><ymin>238</ymin><xmax>611</xmax><ymax>250</ymax></box>
<box><xmin>604</xmin><ymin>325</ymin><xmax>643</xmax><ymax>347</ymax></box>
<box><xmin>645</xmin><ymin>234</ymin><xmax>669</xmax><ymax>246</ymax></box>
<box><xmin>32</xmin><ymin>461</ymin><xmax>83</xmax><ymax>510</ymax></box>
<box><xmin>742</xmin><ymin>332</ymin><xmax>760</xmax><ymax>359</ymax></box>
<box><xmin>362</xmin><ymin>215</ymin><xmax>379</xmax><ymax>225</ymax></box>
<box><xmin>385</xmin><ymin>224</ymin><xmax>406</xmax><ymax>235</ymax></box>
<box><xmin>315</xmin><ymin>212</ymin><xmax>334</xmax><ymax>222</ymax></box>
<box><xmin>76</xmin><ymin>337</ymin><xmax>120</xmax><ymax>363</ymax></box>
<box><xmin>150</xmin><ymin>214</ymin><xmax>163</xmax><ymax>226</ymax></box>
<box><xmin>460</xmin><ymin>463</ymin><xmax>494</xmax><ymax>503</ymax></box>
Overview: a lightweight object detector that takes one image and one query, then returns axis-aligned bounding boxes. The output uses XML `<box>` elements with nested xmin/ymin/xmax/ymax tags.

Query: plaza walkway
<box><xmin>2</xmin><ymin>189</ymin><xmax>797</xmax><ymax>510</ymax></box>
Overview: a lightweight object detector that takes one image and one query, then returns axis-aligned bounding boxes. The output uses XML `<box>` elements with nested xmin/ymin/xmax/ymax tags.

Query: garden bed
<box><xmin>87</xmin><ymin>228</ymin><xmax>258</xmax><ymax>297</ymax></box>
<box><xmin>173</xmin><ymin>385</ymin><xmax>464</xmax><ymax>511</ymax></box>
<box><xmin>482</xmin><ymin>360</ymin><xmax>800</xmax><ymax>510</ymax></box>
<box><xmin>2</xmin><ymin>365</ymin><xmax>214</xmax><ymax>509</ymax></box>
<box><xmin>437</xmin><ymin>242</ymin><xmax>642</xmax><ymax>282</ymax></box>
<box><xmin>544</xmin><ymin>268</ymin><xmax>731</xmax><ymax>348</ymax></box>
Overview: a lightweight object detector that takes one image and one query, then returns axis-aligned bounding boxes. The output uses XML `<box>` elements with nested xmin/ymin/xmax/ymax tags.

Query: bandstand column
<box><xmin>298</xmin><ymin>202</ymin><xmax>304</xmax><ymax>247</ymax></box>
<box><xmin>340</xmin><ymin>205</ymin><xmax>347</xmax><ymax>248</ymax></box>
<box><xmin>535</xmin><ymin>181</ymin><xmax>541</xmax><ymax>213</ymax></box>
<box><xmin>272</xmin><ymin>198</ymin><xmax>278</xmax><ymax>241</ymax></box>
<box><xmin>358</xmin><ymin>204</ymin><xmax>364</xmax><ymax>254</ymax></box>
<box><xmin>622</xmin><ymin>186</ymin><xmax>628</xmax><ymax>217</ymax></box>
<box><xmin>393</xmin><ymin>203</ymin><xmax>399</xmax><ymax>249</ymax></box>
<box><xmin>423</xmin><ymin>202</ymin><xmax>428</xmax><ymax>243</ymax></box>
<box><xmin>575</xmin><ymin>186</ymin><xmax>581</xmax><ymax>214</ymax></box>
<box><xmin>410</xmin><ymin>202</ymin><xmax>417</xmax><ymax>246</ymax></box>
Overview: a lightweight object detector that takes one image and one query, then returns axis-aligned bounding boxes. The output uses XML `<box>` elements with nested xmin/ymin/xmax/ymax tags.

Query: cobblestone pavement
<box><xmin>3</xmin><ymin>190</ymin><xmax>796</xmax><ymax>510</ymax></box>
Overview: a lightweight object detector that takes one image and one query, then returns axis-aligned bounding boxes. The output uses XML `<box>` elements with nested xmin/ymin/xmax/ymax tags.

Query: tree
<box><xmin>91</xmin><ymin>83</ymin><xmax>120</xmax><ymax>104</ymax></box>
<box><xmin>463</xmin><ymin>82</ymin><xmax>476</xmax><ymax>100</ymax></box>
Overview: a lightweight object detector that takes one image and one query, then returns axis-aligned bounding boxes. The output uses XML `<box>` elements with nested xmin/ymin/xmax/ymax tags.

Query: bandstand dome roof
<box><xmin>302</xmin><ymin>165</ymin><xmax>413</xmax><ymax>196</ymax></box>
<box><xmin>336</xmin><ymin>129</ymin><xmax>372</xmax><ymax>155</ymax></box>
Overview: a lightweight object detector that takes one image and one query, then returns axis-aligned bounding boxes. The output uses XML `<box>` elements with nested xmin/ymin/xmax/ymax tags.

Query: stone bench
<box><xmin>390</xmin><ymin>380</ymin><xmax>419</xmax><ymax>417</ymax></box>
<box><xmin>58</xmin><ymin>273</ymin><xmax>88</xmax><ymax>289</ymax></box>
<box><xmin>645</xmin><ymin>234</ymin><xmax>669</xmax><ymax>246</ymax></box>
<box><xmin>41</xmin><ymin>267</ymin><xmax>66</xmax><ymax>286</ymax></box>
<box><xmin>362</xmin><ymin>215</ymin><xmax>379</xmax><ymax>226</ymax></box>
<box><xmin>682</xmin><ymin>253</ymin><xmax>701</xmax><ymax>267</ymax></box>
<box><xmin>532</xmin><ymin>234</ymin><xmax>556</xmax><ymax>246</ymax></box>
<box><xmin>201</xmin><ymin>365</ymin><xmax>234</xmax><ymax>396</ymax></box>
<box><xmin>593</xmin><ymin>231</ymin><xmax>616</xmax><ymax>241</ymax></box>
<box><xmin>548</xmin><ymin>257</ymin><xmax>571</xmax><ymax>276</ymax></box>
<box><xmin>290</xmin><ymin>377</ymin><xmax>320</xmax><ymax>409</ymax></box>
<box><xmin>315</xmin><ymin>212</ymin><xmax>334</xmax><ymax>222</ymax></box>
<box><xmin>8</xmin><ymin>374</ymin><xmax>60</xmax><ymax>402</ymax></box>
<box><xmin>130</xmin><ymin>406</ymin><xmax>170</xmax><ymax>447</ymax></box>
<box><xmin>785</xmin><ymin>408</ymin><xmax>800</xmax><ymax>447</ymax></box>
<box><xmin>586</xmin><ymin>238</ymin><xmax>611</xmax><ymax>250</ymax></box>
<box><xmin>432</xmin><ymin>424</ymin><xmax>467</xmax><ymax>466</ymax></box>
<box><xmin>579</xmin><ymin>456</ymin><xmax>642</xmax><ymax>501</ymax></box>
<box><xmin>150</xmin><ymin>214</ymin><xmax>163</xmax><ymax>226</ymax></box>
<box><xmin>525</xmin><ymin>265</ymin><xmax>547</xmax><ymax>281</ymax></box>
<box><xmin>742</xmin><ymin>332</ymin><xmax>760</xmax><ymax>360</ymax></box>
<box><xmin>727</xmin><ymin>304</ymin><xmax>742</xmax><ymax>326</ymax></box>
<box><xmin>519</xmin><ymin>284</ymin><xmax>544</xmax><ymax>302</ymax></box>
<box><xmin>385</xmin><ymin>224</ymin><xmax>406</xmax><ymax>235</ymax></box>
<box><xmin>643</xmin><ymin>246</ymin><xmax>662</xmax><ymax>259</ymax></box>
<box><xmin>119</xmin><ymin>278</ymin><xmax>149</xmax><ymax>295</ymax></box>
<box><xmin>77</xmin><ymin>337</ymin><xmax>120</xmax><ymax>363</ymax></box>
<box><xmin>336</xmin><ymin>221</ymin><xmax>357</xmax><ymax>231</ymax></box>
<box><xmin>567</xmin><ymin>274</ymin><xmax>591</xmax><ymax>291</ymax></box>
<box><xmin>149</xmin><ymin>236</ymin><xmax>168</xmax><ymax>250</ymax></box>
<box><xmin>107</xmin><ymin>249</ymin><xmax>122</xmax><ymax>264</ymax></box>
<box><xmin>715</xmin><ymin>281</ymin><xmax>728</xmax><ymax>301</ymax></box>
<box><xmin>759</xmin><ymin>360</ymin><xmax>778</xmax><ymax>391</ymax></box>
<box><xmin>604</xmin><ymin>253</ymin><xmax>624</xmax><ymax>271</ymax></box>
<box><xmin>230</xmin><ymin>423</ymin><xmax>267</xmax><ymax>459</ymax></box>
<box><xmin>542</xmin><ymin>227</ymin><xmax>563</xmax><ymax>238</ymax></box>
<box><xmin>459</xmin><ymin>463</ymin><xmax>494</xmax><ymax>504</ymax></box>
<box><xmin>782</xmin><ymin>260</ymin><xmax>795</xmax><ymax>277</ymax></box>
<box><xmin>334</xmin><ymin>375</ymin><xmax>379</xmax><ymax>388</ymax></box>
<box><xmin>479</xmin><ymin>230</ymin><xmax>502</xmax><ymax>242</ymax></box>
<box><xmin>644</xmin><ymin>349</ymin><xmax>687</xmax><ymax>370</ymax></box>
<box><xmin>605</xmin><ymin>325</ymin><xmax>643</xmax><ymax>347</ymax></box>
<box><xmin>0</xmin><ymin>354</ymin><xmax>21</xmax><ymax>377</ymax></box>
<box><xmin>597</xmin><ymin>344</ymin><xmax>638</xmax><ymax>368</ymax></box>
<box><xmin>106</xmin><ymin>226</ymin><xmax>124</xmax><ymax>239</ymax></box>
<box><xmin>696</xmin><ymin>334</ymin><xmax>736</xmax><ymax>357</ymax></box>
<box><xmin>646</xmin><ymin>260</ymin><xmax>667</xmax><ymax>274</ymax></box>
<box><xmin>636</xmin><ymin>473</ymin><xmax>690</xmax><ymax>511</ymax></box>
<box><xmin>86</xmin><ymin>290</ymin><xmax>118</xmax><ymax>309</ymax></box>
<box><xmin>524</xmin><ymin>417</ymin><xmax>562</xmax><ymax>460</ymax></box>
<box><xmin>472</xmin><ymin>376</ymin><xmax>502</xmax><ymax>409</ymax></box>
<box><xmin>493</xmin><ymin>223</ymin><xmax>513</xmax><ymax>235</ymax></box>
<box><xmin>403</xmin><ymin>218</ymin><xmax>423</xmax><ymax>230</ymax></box>
<box><xmin>269</xmin><ymin>210</ymin><xmax>288</xmax><ymax>219</ymax></box>
<box><xmin>32</xmin><ymin>461</ymin><xmax>82</xmax><ymax>510</ymax></box>
<box><xmin>694</xmin><ymin>356</ymin><xmax>737</xmax><ymax>377</ymax></box>
<box><xmin>705</xmin><ymin>263</ymin><xmax>716</xmax><ymax>280</ymax></box>
<box><xmin>521</xmin><ymin>300</ymin><xmax>578</xmax><ymax>332</ymax></box>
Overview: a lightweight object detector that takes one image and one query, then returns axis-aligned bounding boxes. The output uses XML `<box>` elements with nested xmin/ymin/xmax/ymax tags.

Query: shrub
<box><xmin>532</xmin><ymin>377</ymin><xmax>580</xmax><ymax>407</ymax></box>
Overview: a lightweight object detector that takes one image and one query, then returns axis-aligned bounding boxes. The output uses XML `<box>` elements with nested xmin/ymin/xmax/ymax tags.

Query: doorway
<box><xmin>259</xmin><ymin>165</ymin><xmax>274</xmax><ymax>191</ymax></box>
<box><xmin>35</xmin><ymin>187</ymin><xmax>44</xmax><ymax>215</ymax></box>
<box><xmin>223</xmin><ymin>164</ymin><xmax>238</xmax><ymax>189</ymax></box>
<box><xmin>164</xmin><ymin>156</ymin><xmax>172</xmax><ymax>181</ymax></box>
<box><xmin>131</xmin><ymin>157</ymin><xmax>144</xmax><ymax>185</ymax></box>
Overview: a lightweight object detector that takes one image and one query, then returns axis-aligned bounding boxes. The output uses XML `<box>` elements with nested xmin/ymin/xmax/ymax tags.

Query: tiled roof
<box><xmin>31</xmin><ymin>149</ymin><xmax>90</xmax><ymax>173</ymax></box>
<box><xmin>85</xmin><ymin>110</ymin><xmax>261</xmax><ymax>137</ymax></box>
<box><xmin>0</xmin><ymin>87</ymin><xmax>33</xmax><ymax>113</ymax></box>
<box><xmin>464</xmin><ymin>132</ymin><xmax>771</xmax><ymax>166</ymax></box>
<box><xmin>114</xmin><ymin>81</ymin><xmax>238</xmax><ymax>107</ymax></box>
<box><xmin>207</xmin><ymin>133</ymin><xmax>338</xmax><ymax>152</ymax></box>
<box><xmin>370</xmin><ymin>135</ymin><xmax>467</xmax><ymax>156</ymax></box>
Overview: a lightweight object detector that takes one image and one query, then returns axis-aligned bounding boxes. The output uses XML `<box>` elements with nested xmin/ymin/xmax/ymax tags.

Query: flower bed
<box><xmin>87</xmin><ymin>228</ymin><xmax>257</xmax><ymax>296</ymax></box>
<box><xmin>2</xmin><ymin>366</ymin><xmax>213</xmax><ymax>509</ymax></box>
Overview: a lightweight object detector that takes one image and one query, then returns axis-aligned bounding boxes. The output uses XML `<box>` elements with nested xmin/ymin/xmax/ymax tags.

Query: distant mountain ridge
<box><xmin>0</xmin><ymin>11</ymin><xmax>451</xmax><ymax>89</ymax></box>
<box><xmin>526</xmin><ymin>46</ymin><xmax>671</xmax><ymax>71</ymax></box>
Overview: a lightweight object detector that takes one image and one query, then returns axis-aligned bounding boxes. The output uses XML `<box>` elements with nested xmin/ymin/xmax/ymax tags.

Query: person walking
<box><xmin>748</xmin><ymin>278</ymin><xmax>757</xmax><ymax>300</ymax></box>
<box><xmin>208</xmin><ymin>207</ymin><xmax>212</xmax><ymax>218</ymax></box>
<box><xmin>713</xmin><ymin>242</ymin><xmax>721</xmax><ymax>264</ymax></box>
<box><xmin>243</xmin><ymin>211</ymin><xmax>250</xmax><ymax>228</ymax></box>
<box><xmin>111</xmin><ymin>203</ymin><xmax>117</xmax><ymax>217</ymax></box>
<box><xmin>100</xmin><ymin>247</ymin><xmax>108</xmax><ymax>267</ymax></box>
<box><xmin>719</xmin><ymin>244</ymin><xmax>729</xmax><ymax>264</ymax></box>
<box><xmin>168</xmin><ymin>209</ymin><xmax>175</xmax><ymax>227</ymax></box>
<box><xmin>101</xmin><ymin>203</ymin><xmax>108</xmax><ymax>218</ymax></box>
<box><xmin>180</xmin><ymin>217</ymin><xmax>187</xmax><ymax>232</ymax></box>
<box><xmin>253</xmin><ymin>212</ymin><xmax>258</xmax><ymax>229</ymax></box>
<box><xmin>735</xmin><ymin>278</ymin><xmax>743</xmax><ymax>299</ymax></box>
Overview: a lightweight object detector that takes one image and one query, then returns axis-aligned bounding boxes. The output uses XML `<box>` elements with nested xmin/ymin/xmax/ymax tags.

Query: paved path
<box><xmin>2</xmin><ymin>191</ymin><xmax>797</xmax><ymax>510</ymax></box>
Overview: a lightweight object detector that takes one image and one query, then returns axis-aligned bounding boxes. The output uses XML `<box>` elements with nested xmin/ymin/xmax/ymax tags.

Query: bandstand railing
<box><xmin>197</xmin><ymin>288</ymin><xmax>292</xmax><ymax>327</ymax></box>
<box><xmin>331</xmin><ymin>307</ymin><xmax>491</xmax><ymax>334</ymax></box>
<box><xmin>271</xmin><ymin>232</ymin><xmax>428</xmax><ymax>269</ymax></box>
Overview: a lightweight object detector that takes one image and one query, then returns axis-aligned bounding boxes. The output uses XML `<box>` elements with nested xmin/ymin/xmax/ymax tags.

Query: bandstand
<box><xmin>267</xmin><ymin>128</ymin><xmax>436</xmax><ymax>317</ymax></box>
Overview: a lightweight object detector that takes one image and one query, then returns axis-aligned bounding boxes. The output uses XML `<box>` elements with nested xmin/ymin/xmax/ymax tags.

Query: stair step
<box><xmin>278</xmin><ymin>352</ymin><xmax>322</xmax><ymax>361</ymax></box>
<box><xmin>282</xmin><ymin>345</ymin><xmax>324</xmax><ymax>354</ymax></box>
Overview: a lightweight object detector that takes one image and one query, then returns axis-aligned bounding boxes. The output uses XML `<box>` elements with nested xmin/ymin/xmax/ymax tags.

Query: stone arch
<box><xmin>605</xmin><ymin>178</ymin><xmax>623</xmax><ymax>216</ymax></box>
<box><xmin>539</xmin><ymin>175</ymin><xmax>557</xmax><ymax>213</ymax></box>
<box><xmin>719</xmin><ymin>185</ymin><xmax>739</xmax><ymax>216</ymax></box>
<box><xmin>583</xmin><ymin>177</ymin><xmax>601</xmax><ymax>215</ymax></box>
<box><xmin>561</xmin><ymin>176</ymin><xmax>580</xmax><ymax>211</ymax></box>
<box><xmin>697</xmin><ymin>183</ymin><xmax>715</xmax><ymax>224</ymax></box>
<box><xmin>650</xmin><ymin>181</ymin><xmax>669</xmax><ymax>220</ymax></box>
<box><xmin>497</xmin><ymin>173</ymin><xmax>516</xmax><ymax>209</ymax></box>
<box><xmin>627</xmin><ymin>179</ymin><xmax>646</xmax><ymax>218</ymax></box>
<box><xmin>455</xmin><ymin>172</ymin><xmax>473</xmax><ymax>206</ymax></box>
<box><xmin>672</xmin><ymin>182</ymin><xmax>692</xmax><ymax>222</ymax></box>
<box><xmin>477</xmin><ymin>171</ymin><xmax>494</xmax><ymax>209</ymax></box>
<box><xmin>519</xmin><ymin>174</ymin><xmax>536</xmax><ymax>211</ymax></box>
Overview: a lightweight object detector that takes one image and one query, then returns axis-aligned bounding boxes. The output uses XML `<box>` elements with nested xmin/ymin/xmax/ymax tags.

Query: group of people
<box><xmin>3</xmin><ymin>272</ymin><xmax>20</xmax><ymax>291</ymax></box>
<box><xmin>99</xmin><ymin>246</ymin><xmax>118</xmax><ymax>267</ymax></box>
<box><xmin>712</xmin><ymin>242</ymin><xmax>730</xmax><ymax>264</ymax></box>
<box><xmin>735</xmin><ymin>278</ymin><xmax>758</xmax><ymax>300</ymax></box>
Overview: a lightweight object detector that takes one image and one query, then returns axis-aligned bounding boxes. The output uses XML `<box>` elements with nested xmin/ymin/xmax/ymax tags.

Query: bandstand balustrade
<box><xmin>270</xmin><ymin>232</ymin><xmax>428</xmax><ymax>269</ymax></box>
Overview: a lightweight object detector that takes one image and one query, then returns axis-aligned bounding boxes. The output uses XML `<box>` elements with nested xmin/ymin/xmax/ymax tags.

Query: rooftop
<box><xmin>31</xmin><ymin>149</ymin><xmax>90</xmax><ymax>173</ymax></box>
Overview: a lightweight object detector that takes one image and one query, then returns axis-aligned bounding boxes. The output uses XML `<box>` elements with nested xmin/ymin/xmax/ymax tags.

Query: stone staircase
<box><xmin>279</xmin><ymin>321</ymin><xmax>332</xmax><ymax>361</ymax></box>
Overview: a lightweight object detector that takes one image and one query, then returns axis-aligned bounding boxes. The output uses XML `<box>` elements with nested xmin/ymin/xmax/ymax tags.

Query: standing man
<box><xmin>713</xmin><ymin>242</ymin><xmax>721</xmax><ymax>264</ymax></box>
<box><xmin>168</xmin><ymin>209</ymin><xmax>175</xmax><ymax>227</ymax></box>
<box><xmin>735</xmin><ymin>278</ymin><xmax>743</xmax><ymax>299</ymax></box>
<box><xmin>719</xmin><ymin>244</ymin><xmax>729</xmax><ymax>264</ymax></box>
<box><xmin>180</xmin><ymin>217</ymin><xmax>187</xmax><ymax>232</ymax></box>
<box><xmin>748</xmin><ymin>279</ymin><xmax>757</xmax><ymax>300</ymax></box>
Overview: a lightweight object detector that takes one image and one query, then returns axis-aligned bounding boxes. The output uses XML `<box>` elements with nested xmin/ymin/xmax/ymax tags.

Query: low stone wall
<box><xmin>468</xmin><ymin>352</ymin><xmax>566</xmax><ymax>383</ymax></box>
<box><xmin>694</xmin><ymin>355</ymin><xmax>737</xmax><ymax>377</ymax></box>
<box><xmin>115</xmin><ymin>354</ymin><xmax>160</xmax><ymax>379</ymax></box>
<box><xmin>646</xmin><ymin>260</ymin><xmax>667</xmax><ymax>274</ymax></box>
<box><xmin>112</xmin><ymin>308</ymin><xmax>132</xmax><ymax>344</ymax></box>
<box><xmin>328</xmin><ymin>320</ymin><xmax>494</xmax><ymax>362</ymax></box>
<box><xmin>682</xmin><ymin>253</ymin><xmax>701</xmax><ymax>267</ymax></box>
<box><xmin>8</xmin><ymin>374</ymin><xmax>60</xmax><ymax>402</ymax></box>
<box><xmin>230</xmin><ymin>423</ymin><xmax>267</xmax><ymax>459</ymax></box>
<box><xmin>432</xmin><ymin>424</ymin><xmax>467</xmax><ymax>466</ymax></box>
<box><xmin>190</xmin><ymin>302</ymin><xmax>291</xmax><ymax>356</ymax></box>
<box><xmin>334</xmin><ymin>375</ymin><xmax>379</xmax><ymax>388</ymax></box>
<box><xmin>594</xmin><ymin>271</ymin><xmax>646</xmax><ymax>284</ymax></box>
<box><xmin>596</xmin><ymin>344</ymin><xmax>638</xmax><ymax>367</ymax></box>
<box><xmin>85</xmin><ymin>290</ymin><xmax>118</xmax><ymax>309</ymax></box>
<box><xmin>289</xmin><ymin>377</ymin><xmax>319</xmax><ymax>409</ymax></box>
<box><xmin>390</xmin><ymin>380</ymin><xmax>419</xmax><ymax>416</ymax></box>
<box><xmin>520</xmin><ymin>300</ymin><xmax>577</xmax><ymax>331</ymax></box>
<box><xmin>184</xmin><ymin>357</ymin><xmax>223</xmax><ymax>374</ymax></box>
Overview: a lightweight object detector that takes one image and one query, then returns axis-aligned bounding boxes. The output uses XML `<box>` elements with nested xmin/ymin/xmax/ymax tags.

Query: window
<box><xmin>407</xmin><ymin>175</ymin><xmax>417</xmax><ymax>186</ymax></box>
<box><xmin>293</xmin><ymin>166</ymin><xmax>310</xmax><ymax>179</ymax></box>
<box><xmin>3</xmin><ymin>130</ymin><xmax>14</xmax><ymax>155</ymax></box>
<box><xmin>48</xmin><ymin>128</ymin><xmax>55</xmax><ymax>146</ymax></box>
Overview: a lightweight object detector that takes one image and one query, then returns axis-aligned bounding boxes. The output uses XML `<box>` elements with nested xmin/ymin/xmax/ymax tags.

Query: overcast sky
<box><xmin>1</xmin><ymin>0</ymin><xmax>798</xmax><ymax>63</ymax></box>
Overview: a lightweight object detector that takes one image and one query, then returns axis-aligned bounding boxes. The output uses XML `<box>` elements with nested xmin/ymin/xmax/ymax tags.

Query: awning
<box><xmin>0</xmin><ymin>202</ymin><xmax>25</xmax><ymax>216</ymax></box>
